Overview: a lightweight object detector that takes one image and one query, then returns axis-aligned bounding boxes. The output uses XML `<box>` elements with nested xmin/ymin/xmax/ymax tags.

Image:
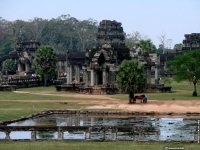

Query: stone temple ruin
<box><xmin>16</xmin><ymin>41</ymin><xmax>41</xmax><ymax>75</ymax></box>
<box><xmin>84</xmin><ymin>20</ymin><xmax>130</xmax><ymax>86</ymax></box>
<box><xmin>57</xmin><ymin>20</ymin><xmax>131</xmax><ymax>94</ymax></box>
<box><xmin>57</xmin><ymin>20</ymin><xmax>159</xmax><ymax>94</ymax></box>
<box><xmin>2</xmin><ymin>20</ymin><xmax>199</xmax><ymax>93</ymax></box>
<box><xmin>0</xmin><ymin>20</ymin><xmax>167</xmax><ymax>93</ymax></box>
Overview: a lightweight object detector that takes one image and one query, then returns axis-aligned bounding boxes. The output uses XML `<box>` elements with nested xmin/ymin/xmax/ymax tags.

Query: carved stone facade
<box><xmin>182</xmin><ymin>33</ymin><xmax>200</xmax><ymax>51</ymax></box>
<box><xmin>65</xmin><ymin>52</ymin><xmax>85</xmax><ymax>84</ymax></box>
<box><xmin>84</xmin><ymin>20</ymin><xmax>130</xmax><ymax>87</ymax></box>
<box><xmin>16</xmin><ymin>41</ymin><xmax>40</xmax><ymax>75</ymax></box>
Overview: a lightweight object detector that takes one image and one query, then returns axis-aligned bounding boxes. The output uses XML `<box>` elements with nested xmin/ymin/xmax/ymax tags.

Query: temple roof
<box><xmin>68</xmin><ymin>51</ymin><xmax>86</xmax><ymax>65</ymax></box>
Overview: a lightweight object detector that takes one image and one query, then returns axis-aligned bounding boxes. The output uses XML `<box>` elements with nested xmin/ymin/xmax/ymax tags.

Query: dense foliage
<box><xmin>0</xmin><ymin>15</ymin><xmax>98</xmax><ymax>59</ymax></box>
<box><xmin>33</xmin><ymin>45</ymin><xmax>57</xmax><ymax>86</ymax></box>
<box><xmin>170</xmin><ymin>50</ymin><xmax>200</xmax><ymax>96</ymax></box>
<box><xmin>2</xmin><ymin>59</ymin><xmax>16</xmax><ymax>75</ymax></box>
<box><xmin>116</xmin><ymin>60</ymin><xmax>146</xmax><ymax>103</ymax></box>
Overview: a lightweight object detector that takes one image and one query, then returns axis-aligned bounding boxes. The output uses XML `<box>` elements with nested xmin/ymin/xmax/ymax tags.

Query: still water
<box><xmin>0</xmin><ymin>114</ymin><xmax>199</xmax><ymax>141</ymax></box>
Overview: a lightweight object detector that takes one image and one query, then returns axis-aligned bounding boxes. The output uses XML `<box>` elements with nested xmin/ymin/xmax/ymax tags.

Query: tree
<box><xmin>138</xmin><ymin>39</ymin><xmax>156</xmax><ymax>54</ymax></box>
<box><xmin>33</xmin><ymin>45</ymin><xmax>57</xmax><ymax>86</ymax></box>
<box><xmin>2</xmin><ymin>59</ymin><xmax>16</xmax><ymax>75</ymax></box>
<box><xmin>157</xmin><ymin>44</ymin><xmax>164</xmax><ymax>54</ymax></box>
<box><xmin>116</xmin><ymin>60</ymin><xmax>146</xmax><ymax>103</ymax></box>
<box><xmin>0</xmin><ymin>15</ymin><xmax>98</xmax><ymax>57</ymax></box>
<box><xmin>173</xmin><ymin>43</ymin><xmax>183</xmax><ymax>51</ymax></box>
<box><xmin>125</xmin><ymin>31</ymin><xmax>142</xmax><ymax>49</ymax></box>
<box><xmin>170</xmin><ymin>50</ymin><xmax>200</xmax><ymax>96</ymax></box>
<box><xmin>158</xmin><ymin>34</ymin><xmax>173</xmax><ymax>53</ymax></box>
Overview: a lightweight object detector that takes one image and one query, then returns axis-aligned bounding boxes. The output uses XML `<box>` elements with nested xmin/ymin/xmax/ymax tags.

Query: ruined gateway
<box><xmin>1</xmin><ymin>20</ymin><xmax>159</xmax><ymax>93</ymax></box>
<box><xmin>58</xmin><ymin>20</ymin><xmax>132</xmax><ymax>94</ymax></box>
<box><xmin>60</xmin><ymin>20</ymin><xmax>158</xmax><ymax>94</ymax></box>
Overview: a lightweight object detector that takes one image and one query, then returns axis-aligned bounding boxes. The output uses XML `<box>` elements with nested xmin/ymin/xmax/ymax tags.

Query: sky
<box><xmin>1</xmin><ymin>0</ymin><xmax>200</xmax><ymax>48</ymax></box>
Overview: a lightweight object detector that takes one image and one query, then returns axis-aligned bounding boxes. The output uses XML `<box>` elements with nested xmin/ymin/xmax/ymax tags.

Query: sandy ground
<box><xmin>86</xmin><ymin>100</ymin><xmax>200</xmax><ymax>114</ymax></box>
<box><xmin>1</xmin><ymin>91</ymin><xmax>200</xmax><ymax>114</ymax></box>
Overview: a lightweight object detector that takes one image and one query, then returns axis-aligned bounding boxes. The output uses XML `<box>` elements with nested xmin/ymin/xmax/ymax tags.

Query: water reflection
<box><xmin>37</xmin><ymin>131</ymin><xmax>57</xmax><ymax>140</ymax></box>
<box><xmin>0</xmin><ymin>114</ymin><xmax>199</xmax><ymax>141</ymax></box>
<box><xmin>10</xmin><ymin>131</ymin><xmax>31</xmax><ymax>140</ymax></box>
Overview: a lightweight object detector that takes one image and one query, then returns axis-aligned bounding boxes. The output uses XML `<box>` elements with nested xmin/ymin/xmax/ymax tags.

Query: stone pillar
<box><xmin>31</xmin><ymin>130</ymin><xmax>37</xmax><ymax>141</ymax></box>
<box><xmin>146</xmin><ymin>66</ymin><xmax>151</xmax><ymax>87</ymax></box>
<box><xmin>5</xmin><ymin>131</ymin><xmax>10</xmax><ymax>140</ymax></box>
<box><xmin>85</xmin><ymin>127</ymin><xmax>92</xmax><ymax>140</ymax></box>
<box><xmin>102</xmin><ymin>70</ymin><xmax>107</xmax><ymax>85</ymax></box>
<box><xmin>90</xmin><ymin>117</ymin><xmax>94</xmax><ymax>126</ymax></box>
<box><xmin>85</xmin><ymin>71</ymin><xmax>88</xmax><ymax>86</ymax></box>
<box><xmin>138</xmin><ymin>132</ymin><xmax>144</xmax><ymax>141</ymax></box>
<box><xmin>75</xmin><ymin>65</ymin><xmax>80</xmax><ymax>83</ymax></box>
<box><xmin>90</xmin><ymin>70</ymin><xmax>94</xmax><ymax>86</ymax></box>
<box><xmin>58</xmin><ymin>128</ymin><xmax>64</xmax><ymax>140</ymax></box>
<box><xmin>155</xmin><ymin>65</ymin><xmax>158</xmax><ymax>84</ymax></box>
<box><xmin>198</xmin><ymin>120</ymin><xmax>200</xmax><ymax>144</ymax></box>
<box><xmin>102</xmin><ymin>129</ymin><xmax>106</xmax><ymax>140</ymax></box>
<box><xmin>18</xmin><ymin>63</ymin><xmax>22</xmax><ymax>72</ymax></box>
<box><xmin>67</xmin><ymin>65</ymin><xmax>72</xmax><ymax>84</ymax></box>
<box><xmin>25</xmin><ymin>63</ymin><xmax>30</xmax><ymax>72</ymax></box>
<box><xmin>112</xmin><ymin>129</ymin><xmax>117</xmax><ymax>140</ymax></box>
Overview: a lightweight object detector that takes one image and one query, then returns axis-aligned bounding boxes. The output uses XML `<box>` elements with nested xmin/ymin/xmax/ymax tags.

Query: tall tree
<box><xmin>116</xmin><ymin>60</ymin><xmax>146</xmax><ymax>103</ymax></box>
<box><xmin>125</xmin><ymin>31</ymin><xmax>142</xmax><ymax>49</ymax></box>
<box><xmin>158</xmin><ymin>34</ymin><xmax>173</xmax><ymax>53</ymax></box>
<box><xmin>170</xmin><ymin>50</ymin><xmax>200</xmax><ymax>96</ymax></box>
<box><xmin>2</xmin><ymin>59</ymin><xmax>16</xmax><ymax>75</ymax></box>
<box><xmin>0</xmin><ymin>15</ymin><xmax>98</xmax><ymax>56</ymax></box>
<box><xmin>33</xmin><ymin>45</ymin><xmax>57</xmax><ymax>86</ymax></box>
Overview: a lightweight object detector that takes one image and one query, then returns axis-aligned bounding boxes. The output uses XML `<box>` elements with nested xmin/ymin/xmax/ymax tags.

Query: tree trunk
<box><xmin>44</xmin><ymin>73</ymin><xmax>48</xmax><ymax>86</ymax></box>
<box><xmin>129</xmin><ymin>90</ymin><xmax>133</xmax><ymax>104</ymax></box>
<box><xmin>193</xmin><ymin>83</ymin><xmax>197</xmax><ymax>96</ymax></box>
<box><xmin>192</xmin><ymin>76</ymin><xmax>197</xmax><ymax>96</ymax></box>
<box><xmin>129</xmin><ymin>87</ymin><xmax>135</xmax><ymax>104</ymax></box>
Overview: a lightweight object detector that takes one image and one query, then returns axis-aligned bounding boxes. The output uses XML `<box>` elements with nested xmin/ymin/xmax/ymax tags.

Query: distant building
<box><xmin>182</xmin><ymin>33</ymin><xmax>200</xmax><ymax>51</ymax></box>
<box><xmin>82</xmin><ymin>20</ymin><xmax>130</xmax><ymax>87</ymax></box>
<box><xmin>16</xmin><ymin>41</ymin><xmax>40</xmax><ymax>75</ymax></box>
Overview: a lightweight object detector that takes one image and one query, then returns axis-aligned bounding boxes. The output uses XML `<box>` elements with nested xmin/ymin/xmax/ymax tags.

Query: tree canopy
<box><xmin>138</xmin><ymin>39</ymin><xmax>156</xmax><ymax>54</ymax></box>
<box><xmin>33</xmin><ymin>45</ymin><xmax>57</xmax><ymax>86</ymax></box>
<box><xmin>116</xmin><ymin>60</ymin><xmax>146</xmax><ymax>103</ymax></box>
<box><xmin>0</xmin><ymin>15</ymin><xmax>98</xmax><ymax>60</ymax></box>
<box><xmin>170</xmin><ymin>50</ymin><xmax>200</xmax><ymax>96</ymax></box>
<box><xmin>2</xmin><ymin>59</ymin><xmax>16</xmax><ymax>75</ymax></box>
<box><xmin>125</xmin><ymin>32</ymin><xmax>157</xmax><ymax>54</ymax></box>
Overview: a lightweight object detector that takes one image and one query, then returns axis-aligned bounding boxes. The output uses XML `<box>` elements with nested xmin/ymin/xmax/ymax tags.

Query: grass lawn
<box><xmin>0</xmin><ymin>102</ymin><xmax>88</xmax><ymax>121</ymax></box>
<box><xmin>17</xmin><ymin>86</ymin><xmax>56</xmax><ymax>92</ymax></box>
<box><xmin>112</xmin><ymin>80</ymin><xmax>200</xmax><ymax>100</ymax></box>
<box><xmin>0</xmin><ymin>141</ymin><xmax>199</xmax><ymax>150</ymax></box>
<box><xmin>0</xmin><ymin>92</ymin><xmax>82</xmax><ymax>100</ymax></box>
<box><xmin>0</xmin><ymin>80</ymin><xmax>200</xmax><ymax>121</ymax></box>
<box><xmin>0</xmin><ymin>80</ymin><xmax>200</xmax><ymax>149</ymax></box>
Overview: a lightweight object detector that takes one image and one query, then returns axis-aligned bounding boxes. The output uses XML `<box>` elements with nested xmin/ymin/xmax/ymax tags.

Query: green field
<box><xmin>0</xmin><ymin>102</ymin><xmax>87</xmax><ymax>121</ymax></box>
<box><xmin>112</xmin><ymin>80</ymin><xmax>200</xmax><ymax>100</ymax></box>
<box><xmin>0</xmin><ymin>80</ymin><xmax>200</xmax><ymax>149</ymax></box>
<box><xmin>0</xmin><ymin>141</ymin><xmax>199</xmax><ymax>150</ymax></box>
<box><xmin>0</xmin><ymin>80</ymin><xmax>200</xmax><ymax>121</ymax></box>
<box><xmin>0</xmin><ymin>92</ymin><xmax>79</xmax><ymax>100</ymax></box>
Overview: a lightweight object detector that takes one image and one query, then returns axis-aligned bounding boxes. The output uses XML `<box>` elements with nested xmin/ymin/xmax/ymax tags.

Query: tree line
<box><xmin>0</xmin><ymin>14</ymin><xmax>98</xmax><ymax>59</ymax></box>
<box><xmin>1</xmin><ymin>14</ymin><xmax>182</xmax><ymax>60</ymax></box>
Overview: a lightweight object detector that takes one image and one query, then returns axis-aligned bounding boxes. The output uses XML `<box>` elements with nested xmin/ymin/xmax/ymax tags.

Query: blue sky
<box><xmin>1</xmin><ymin>0</ymin><xmax>200</xmax><ymax>48</ymax></box>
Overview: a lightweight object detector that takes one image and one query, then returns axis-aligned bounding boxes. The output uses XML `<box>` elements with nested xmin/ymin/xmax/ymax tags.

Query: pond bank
<box><xmin>1</xmin><ymin>109</ymin><xmax>200</xmax><ymax>125</ymax></box>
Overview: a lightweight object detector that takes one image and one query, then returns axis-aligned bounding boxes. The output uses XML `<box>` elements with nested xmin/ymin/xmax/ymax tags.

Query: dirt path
<box><xmin>86</xmin><ymin>100</ymin><xmax>200</xmax><ymax>114</ymax></box>
<box><xmin>1</xmin><ymin>98</ymin><xmax>200</xmax><ymax>114</ymax></box>
<box><xmin>14</xmin><ymin>91</ymin><xmax>117</xmax><ymax>100</ymax></box>
<box><xmin>3</xmin><ymin>90</ymin><xmax>200</xmax><ymax>114</ymax></box>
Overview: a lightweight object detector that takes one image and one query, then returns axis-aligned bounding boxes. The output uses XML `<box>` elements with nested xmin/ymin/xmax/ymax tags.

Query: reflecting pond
<box><xmin>0</xmin><ymin>114</ymin><xmax>199</xmax><ymax>141</ymax></box>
